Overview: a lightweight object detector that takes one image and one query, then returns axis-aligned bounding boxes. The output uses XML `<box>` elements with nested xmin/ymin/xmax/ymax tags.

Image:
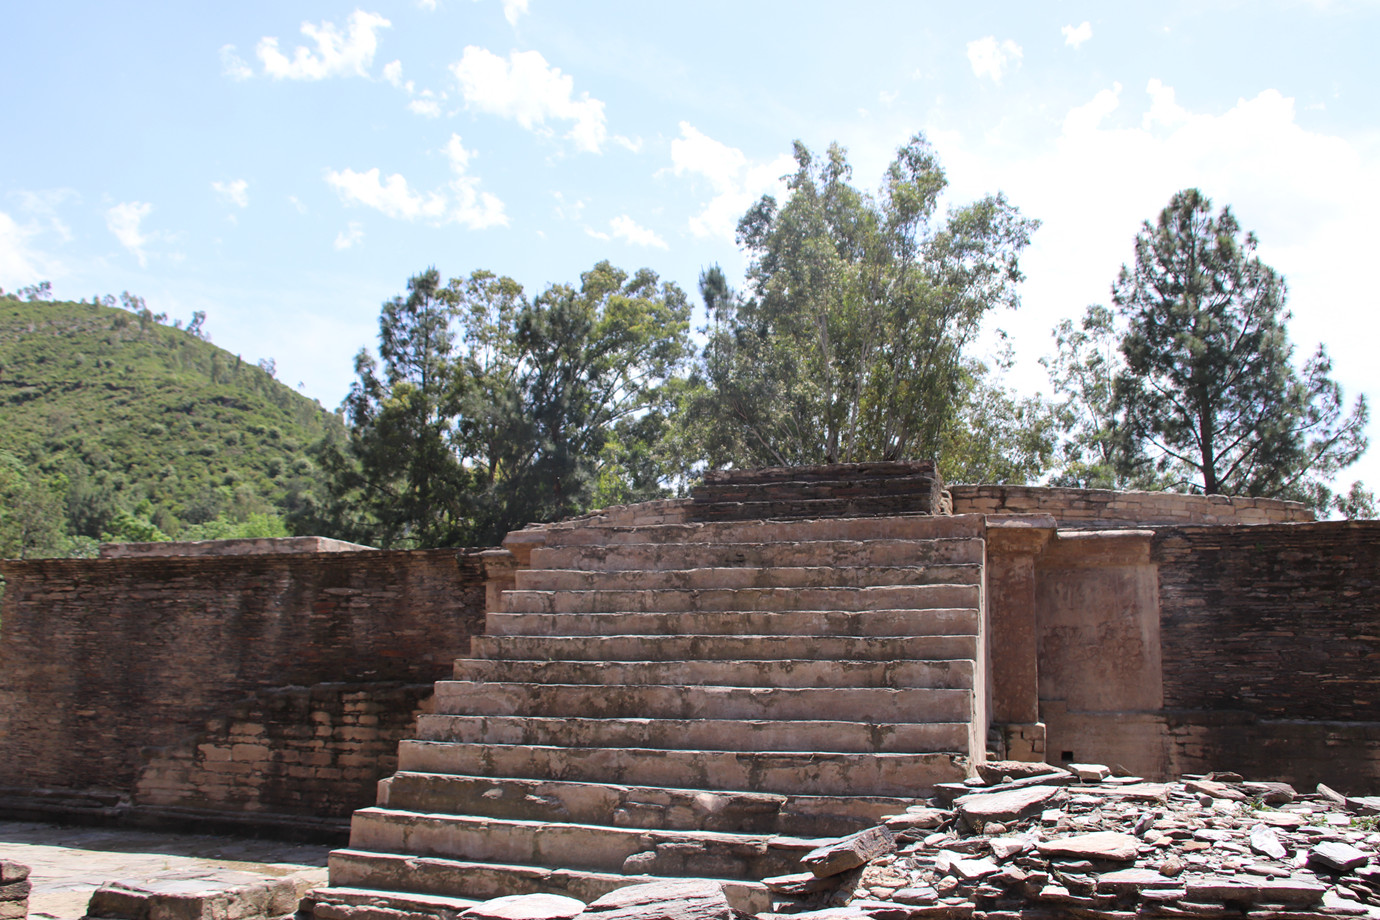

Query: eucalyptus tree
<box><xmin>694</xmin><ymin>135</ymin><xmax>1039</xmax><ymax>474</ymax></box>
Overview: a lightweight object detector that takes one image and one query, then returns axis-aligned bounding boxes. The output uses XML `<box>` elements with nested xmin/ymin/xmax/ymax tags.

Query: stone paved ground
<box><xmin>0</xmin><ymin>820</ymin><xmax>329</xmax><ymax>919</ymax></box>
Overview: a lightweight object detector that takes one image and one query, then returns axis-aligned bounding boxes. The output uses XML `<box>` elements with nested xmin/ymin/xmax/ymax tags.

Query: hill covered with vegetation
<box><xmin>0</xmin><ymin>295</ymin><xmax>343</xmax><ymax>557</ymax></box>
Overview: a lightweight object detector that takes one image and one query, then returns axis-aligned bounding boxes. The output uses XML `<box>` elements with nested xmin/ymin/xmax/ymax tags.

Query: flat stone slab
<box><xmin>1036</xmin><ymin>832</ymin><xmax>1140</xmax><ymax>862</ymax></box>
<box><xmin>582</xmin><ymin>880</ymin><xmax>732</xmax><ymax>920</ymax></box>
<box><xmin>461</xmin><ymin>893</ymin><xmax>586</xmax><ymax>920</ymax></box>
<box><xmin>85</xmin><ymin>869</ymin><xmax>319</xmax><ymax>920</ymax></box>
<box><xmin>801</xmin><ymin>827</ymin><xmax>896</xmax><ymax>878</ymax></box>
<box><xmin>955</xmin><ymin>785</ymin><xmax>1064</xmax><ymax>826</ymax></box>
<box><xmin>974</xmin><ymin>762</ymin><xmax>1069</xmax><ymax>785</ymax></box>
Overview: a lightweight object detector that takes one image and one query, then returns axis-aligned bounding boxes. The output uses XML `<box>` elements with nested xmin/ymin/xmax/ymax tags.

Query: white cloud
<box><xmin>257</xmin><ymin>11</ymin><xmax>391</xmax><ymax>80</ymax></box>
<box><xmin>408</xmin><ymin>94</ymin><xmax>443</xmax><ymax>118</ymax></box>
<box><xmin>418</xmin><ymin>0</ymin><xmax>437</xmax><ymax>8</ymax></box>
<box><xmin>502</xmin><ymin>0</ymin><xmax>529</xmax><ymax>25</ymax></box>
<box><xmin>605</xmin><ymin>215</ymin><xmax>667</xmax><ymax>249</ymax></box>
<box><xmin>0</xmin><ymin>211</ymin><xmax>49</xmax><ymax>283</ymax></box>
<box><xmin>1062</xmin><ymin>22</ymin><xmax>1093</xmax><ymax>48</ymax></box>
<box><xmin>382</xmin><ymin>60</ymin><xmax>409</xmax><ymax>90</ymax></box>
<box><xmin>967</xmin><ymin>36</ymin><xmax>1023</xmax><ymax>84</ymax></box>
<box><xmin>935</xmin><ymin>79</ymin><xmax>1380</xmax><ymax>493</ymax></box>
<box><xmin>212</xmin><ymin>179</ymin><xmax>249</xmax><ymax>208</ymax></box>
<box><xmin>668</xmin><ymin>122</ymin><xmax>794</xmax><ymax>241</ymax></box>
<box><xmin>288</xmin><ymin>195</ymin><xmax>308</xmax><ymax>214</ymax></box>
<box><xmin>324</xmin><ymin>134</ymin><xmax>506</xmax><ymax>229</ymax></box>
<box><xmin>106</xmin><ymin>201</ymin><xmax>153</xmax><ymax>267</ymax></box>
<box><xmin>220</xmin><ymin>44</ymin><xmax>254</xmax><ymax>81</ymax></box>
<box><xmin>451</xmin><ymin>47</ymin><xmax>607</xmax><ymax>153</ymax></box>
<box><xmin>334</xmin><ymin>221</ymin><xmax>364</xmax><ymax>250</ymax></box>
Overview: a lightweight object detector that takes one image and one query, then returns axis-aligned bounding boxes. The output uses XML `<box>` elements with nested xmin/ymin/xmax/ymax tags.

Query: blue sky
<box><xmin>4</xmin><ymin>1</ymin><xmax>1379</xmax><ymax>491</ymax></box>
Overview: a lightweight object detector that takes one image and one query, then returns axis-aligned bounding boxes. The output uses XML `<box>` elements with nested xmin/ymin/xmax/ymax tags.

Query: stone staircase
<box><xmin>314</xmin><ymin>469</ymin><xmax>988</xmax><ymax>918</ymax></box>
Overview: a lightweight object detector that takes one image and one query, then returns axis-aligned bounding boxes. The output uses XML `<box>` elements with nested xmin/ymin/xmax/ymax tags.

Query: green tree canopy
<box><xmin>1063</xmin><ymin>188</ymin><xmax>1370</xmax><ymax>514</ymax></box>
<box><xmin>687</xmin><ymin>135</ymin><xmax>1039</xmax><ymax>475</ymax></box>
<box><xmin>322</xmin><ymin>261</ymin><xmax>693</xmax><ymax>548</ymax></box>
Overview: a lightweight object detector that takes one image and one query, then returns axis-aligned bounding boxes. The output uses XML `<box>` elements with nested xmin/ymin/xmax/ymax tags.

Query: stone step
<box><xmin>529</xmin><ymin>537</ymin><xmax>984</xmax><ymax>571</ymax></box>
<box><xmin>326</xmin><ymin>850</ymin><xmax>772</xmax><ymax>914</ymax></box>
<box><xmin>375</xmin><ymin>772</ymin><xmax>912</xmax><ymax>837</ymax></box>
<box><xmin>397</xmin><ymin>740</ymin><xmax>969</xmax><ymax>796</ymax></box>
<box><xmin>410</xmin><ymin>713</ymin><xmax>974</xmax><ymax>756</ymax></box>
<box><xmin>430</xmin><ymin>680</ymin><xmax>975</xmax><ymax>723</ymax></box>
<box><xmin>694</xmin><ymin>471</ymin><xmax>938</xmax><ymax>502</ymax></box>
<box><xmin>535</xmin><ymin>513</ymin><xmax>985</xmax><ymax>547</ymax></box>
<box><xmin>501</xmin><ymin>583</ymin><xmax>979</xmax><ymax>614</ymax></box>
<box><xmin>690</xmin><ymin>497</ymin><xmax>936</xmax><ymax>521</ymax></box>
<box><xmin>450</xmin><ymin>657</ymin><xmax>974</xmax><ymax>690</ymax></box>
<box><xmin>512</xmin><ymin>563</ymin><xmax>981</xmax><ymax>592</ymax></box>
<box><xmin>485</xmin><ymin>607</ymin><xmax>980</xmax><ymax>638</ymax></box>
<box><xmin>306</xmin><ymin>886</ymin><xmax>482</xmax><ymax>920</ymax></box>
<box><xmin>469</xmin><ymin>633</ymin><xmax>979</xmax><ymax>663</ymax></box>
<box><xmin>346</xmin><ymin>808</ymin><xmax>818</xmax><ymax>881</ymax></box>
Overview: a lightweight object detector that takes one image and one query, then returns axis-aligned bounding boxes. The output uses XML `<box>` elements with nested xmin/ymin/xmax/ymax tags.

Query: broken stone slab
<box><xmin>1347</xmin><ymin>796</ymin><xmax>1380</xmax><ymax>816</ymax></box>
<box><xmin>800</xmin><ymin>827</ymin><xmax>896</xmax><ymax>878</ymax></box>
<box><xmin>1099</xmin><ymin>782</ymin><xmax>1171</xmax><ymax>803</ymax></box>
<box><xmin>1096</xmin><ymin>869</ymin><xmax>1184</xmax><ymax>894</ymax></box>
<box><xmin>1185</xmin><ymin>780</ymin><xmax>1248</xmax><ymax>801</ymax></box>
<box><xmin>1250</xmin><ymin>825</ymin><xmax>1289</xmax><ymax>861</ymax></box>
<box><xmin>848</xmin><ymin>901</ymin><xmax>972</xmax><ymax>920</ymax></box>
<box><xmin>1317</xmin><ymin>784</ymin><xmax>1349</xmax><ymax>807</ymax></box>
<box><xmin>974</xmin><ymin>761</ymin><xmax>1070</xmax><ymax>785</ymax></box>
<box><xmin>1243</xmin><ymin>783</ymin><xmax>1297</xmax><ymax>806</ymax></box>
<box><xmin>1256</xmin><ymin>812</ymin><xmax>1308</xmax><ymax>829</ymax></box>
<box><xmin>462</xmin><ymin>893</ymin><xmax>587</xmax><ymax>920</ymax></box>
<box><xmin>85</xmin><ymin>869</ymin><xmax>318</xmax><ymax>920</ymax></box>
<box><xmin>891</xmin><ymin>886</ymin><xmax>939</xmax><ymax>905</ymax></box>
<box><xmin>949</xmin><ymin>857</ymin><xmax>999</xmax><ymax>882</ymax></box>
<box><xmin>581</xmin><ymin>880</ymin><xmax>732</xmax><ymax>920</ymax></box>
<box><xmin>1035</xmin><ymin>832</ymin><xmax>1140</xmax><ymax>862</ymax></box>
<box><xmin>760</xmin><ymin>873</ymin><xmax>836</xmax><ymax>896</ymax></box>
<box><xmin>988</xmin><ymin>834</ymin><xmax>1036</xmax><ymax>860</ymax></box>
<box><xmin>0</xmin><ymin>863</ymin><xmax>27</xmax><ymax>885</ymax></box>
<box><xmin>955</xmin><ymin>785</ymin><xmax>1065</xmax><ymax>827</ymax></box>
<box><xmin>884</xmin><ymin>811</ymin><xmax>948</xmax><ymax>834</ymax></box>
<box><xmin>1067</xmin><ymin>763</ymin><xmax>1111</xmax><ymax>783</ymax></box>
<box><xmin>1308</xmin><ymin>841</ymin><xmax>1370</xmax><ymax>872</ymax></box>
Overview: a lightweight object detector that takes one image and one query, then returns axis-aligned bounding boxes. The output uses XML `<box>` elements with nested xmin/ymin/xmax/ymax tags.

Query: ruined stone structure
<box><xmin>1</xmin><ymin>462</ymin><xmax>1377</xmax><ymax>913</ymax></box>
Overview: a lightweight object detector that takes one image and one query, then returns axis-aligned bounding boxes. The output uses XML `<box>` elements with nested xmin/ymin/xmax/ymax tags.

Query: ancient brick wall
<box><xmin>0</xmin><ymin>548</ymin><xmax>485</xmax><ymax>812</ymax></box>
<box><xmin>134</xmin><ymin>682</ymin><xmax>435</xmax><ymax>828</ymax></box>
<box><xmin>952</xmin><ymin>485</ymin><xmax>1311</xmax><ymax>528</ymax></box>
<box><xmin>1154</xmin><ymin>522</ymin><xmax>1380</xmax><ymax>721</ymax></box>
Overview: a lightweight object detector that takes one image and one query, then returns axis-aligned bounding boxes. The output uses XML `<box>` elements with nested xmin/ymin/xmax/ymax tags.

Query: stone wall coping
<box><xmin>98</xmin><ymin>536</ymin><xmax>376</xmax><ymax>559</ymax></box>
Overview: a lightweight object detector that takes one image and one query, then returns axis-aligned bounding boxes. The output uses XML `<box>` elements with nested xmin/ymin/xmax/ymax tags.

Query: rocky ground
<box><xmin>761</xmin><ymin>762</ymin><xmax>1380</xmax><ymax>920</ymax></box>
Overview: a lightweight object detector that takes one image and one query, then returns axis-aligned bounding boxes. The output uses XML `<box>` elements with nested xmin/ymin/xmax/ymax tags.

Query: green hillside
<box><xmin>0</xmin><ymin>297</ymin><xmax>343</xmax><ymax>552</ymax></box>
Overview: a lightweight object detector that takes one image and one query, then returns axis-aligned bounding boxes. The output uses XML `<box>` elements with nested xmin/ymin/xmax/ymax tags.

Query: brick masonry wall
<box><xmin>952</xmin><ymin>485</ymin><xmax>1312</xmax><ymax>528</ymax></box>
<box><xmin>0</xmin><ymin>549</ymin><xmax>485</xmax><ymax>797</ymax></box>
<box><xmin>134</xmin><ymin>682</ymin><xmax>434</xmax><ymax>820</ymax></box>
<box><xmin>1154</xmin><ymin>522</ymin><xmax>1380</xmax><ymax>722</ymax></box>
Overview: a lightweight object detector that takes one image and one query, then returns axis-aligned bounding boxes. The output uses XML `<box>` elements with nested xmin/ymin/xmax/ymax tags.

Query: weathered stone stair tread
<box><xmin>327</xmin><ymin>849</ymin><xmax>772</xmax><ymax>913</ymax></box>
<box><xmin>690</xmin><ymin>498</ymin><xmax>936</xmax><ymax>521</ymax></box>
<box><xmin>396</xmin><ymin>740</ymin><xmax>966</xmax><ymax>796</ymax></box>
<box><xmin>431</xmin><ymin>680</ymin><xmax>974</xmax><ymax>722</ymax></box>
<box><xmin>530</xmin><ymin>537</ymin><xmax>983</xmax><ymax>570</ymax></box>
<box><xmin>377</xmin><ymin>772</ymin><xmax>912</xmax><ymax>836</ymax></box>
<box><xmin>694</xmin><ymin>471</ymin><xmax>938</xmax><ymax>500</ymax></box>
<box><xmin>487</xmin><ymin>608</ymin><xmax>980</xmax><ymax>638</ymax></box>
<box><xmin>409</xmin><ymin>715</ymin><xmax>973</xmax><ymax>755</ymax></box>
<box><xmin>513</xmin><ymin>563</ymin><xmax>980</xmax><ymax>591</ymax></box>
<box><xmin>306</xmin><ymin>886</ymin><xmax>482</xmax><ymax>916</ymax></box>
<box><xmin>348</xmin><ymin>808</ymin><xmax>817</xmax><ymax>879</ymax></box>
<box><xmin>470</xmin><ymin>633</ymin><xmax>978</xmax><ymax>662</ymax></box>
<box><xmin>501</xmin><ymin>583</ymin><xmax>979</xmax><ymax>614</ymax></box>
<box><xmin>451</xmin><ymin>657</ymin><xmax>974</xmax><ymax>689</ymax></box>
<box><xmin>534</xmin><ymin>513</ymin><xmax>984</xmax><ymax>546</ymax></box>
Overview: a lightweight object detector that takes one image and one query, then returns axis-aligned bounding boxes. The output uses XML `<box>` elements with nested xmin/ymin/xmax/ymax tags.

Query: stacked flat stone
<box><xmin>760</xmin><ymin>765</ymin><xmax>1380</xmax><ymax>920</ymax></box>
<box><xmin>0</xmin><ymin>861</ymin><xmax>29</xmax><ymax>920</ymax></box>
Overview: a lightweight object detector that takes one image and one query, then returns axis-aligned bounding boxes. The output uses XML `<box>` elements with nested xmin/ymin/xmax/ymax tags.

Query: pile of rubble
<box><xmin>764</xmin><ymin>762</ymin><xmax>1380</xmax><ymax>920</ymax></box>
<box><xmin>0</xmin><ymin>861</ymin><xmax>29</xmax><ymax>920</ymax></box>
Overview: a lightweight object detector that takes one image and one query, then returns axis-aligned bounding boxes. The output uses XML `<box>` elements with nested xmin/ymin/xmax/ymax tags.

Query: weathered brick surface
<box><xmin>692</xmin><ymin>461</ymin><xmax>943</xmax><ymax>520</ymax></box>
<box><xmin>135</xmin><ymin>682</ymin><xmax>433</xmax><ymax>818</ymax></box>
<box><xmin>0</xmin><ymin>549</ymin><xmax>485</xmax><ymax>794</ymax></box>
<box><xmin>951</xmin><ymin>484</ymin><xmax>1312</xmax><ymax>528</ymax></box>
<box><xmin>1153</xmin><ymin>522</ymin><xmax>1380</xmax><ymax>722</ymax></box>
